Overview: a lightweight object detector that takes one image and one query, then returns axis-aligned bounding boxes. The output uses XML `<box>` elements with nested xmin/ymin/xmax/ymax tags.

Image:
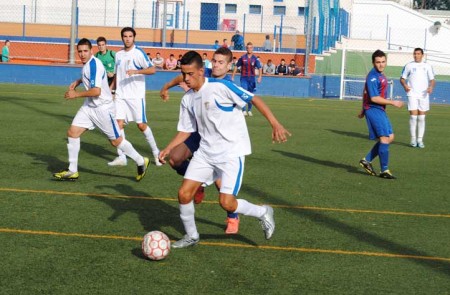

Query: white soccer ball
<box><xmin>142</xmin><ymin>231</ymin><xmax>171</xmax><ymax>261</ymax></box>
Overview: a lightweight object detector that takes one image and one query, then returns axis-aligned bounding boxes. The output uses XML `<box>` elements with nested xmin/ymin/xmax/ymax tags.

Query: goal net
<box><xmin>275</xmin><ymin>26</ymin><xmax>297</xmax><ymax>53</ymax></box>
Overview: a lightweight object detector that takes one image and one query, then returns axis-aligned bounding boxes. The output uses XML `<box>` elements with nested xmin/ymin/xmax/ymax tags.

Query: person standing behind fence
<box><xmin>231</xmin><ymin>30</ymin><xmax>244</xmax><ymax>51</ymax></box>
<box><xmin>2</xmin><ymin>40</ymin><xmax>11</xmax><ymax>62</ymax></box>
<box><xmin>95</xmin><ymin>37</ymin><xmax>116</xmax><ymax>86</ymax></box>
<box><xmin>358</xmin><ymin>50</ymin><xmax>404</xmax><ymax>180</ymax></box>
<box><xmin>263</xmin><ymin>35</ymin><xmax>272</xmax><ymax>52</ymax></box>
<box><xmin>231</xmin><ymin>42</ymin><xmax>262</xmax><ymax>117</ymax></box>
<box><xmin>400</xmin><ymin>48</ymin><xmax>435</xmax><ymax>148</ymax></box>
<box><xmin>108</xmin><ymin>27</ymin><xmax>161</xmax><ymax>167</ymax></box>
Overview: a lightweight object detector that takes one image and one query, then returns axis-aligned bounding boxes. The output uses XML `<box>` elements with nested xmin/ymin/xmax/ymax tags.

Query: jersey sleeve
<box><xmin>255</xmin><ymin>59</ymin><xmax>262</xmax><ymax>69</ymax></box>
<box><xmin>89</xmin><ymin>59</ymin><xmax>104</xmax><ymax>89</ymax></box>
<box><xmin>135</xmin><ymin>47</ymin><xmax>153</xmax><ymax>70</ymax></box>
<box><xmin>215</xmin><ymin>79</ymin><xmax>254</xmax><ymax>108</ymax></box>
<box><xmin>236</xmin><ymin>57</ymin><xmax>243</xmax><ymax>67</ymax></box>
<box><xmin>400</xmin><ymin>64</ymin><xmax>410</xmax><ymax>80</ymax></box>
<box><xmin>177</xmin><ymin>94</ymin><xmax>197</xmax><ymax>133</ymax></box>
<box><xmin>366</xmin><ymin>74</ymin><xmax>381</xmax><ymax>98</ymax></box>
<box><xmin>427</xmin><ymin>64</ymin><xmax>435</xmax><ymax>80</ymax></box>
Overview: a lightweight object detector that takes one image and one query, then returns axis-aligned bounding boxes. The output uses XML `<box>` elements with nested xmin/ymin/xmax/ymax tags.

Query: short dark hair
<box><xmin>96</xmin><ymin>36</ymin><xmax>107</xmax><ymax>44</ymax></box>
<box><xmin>214</xmin><ymin>47</ymin><xmax>233</xmax><ymax>63</ymax></box>
<box><xmin>372</xmin><ymin>49</ymin><xmax>386</xmax><ymax>63</ymax></box>
<box><xmin>180</xmin><ymin>51</ymin><xmax>203</xmax><ymax>69</ymax></box>
<box><xmin>121</xmin><ymin>27</ymin><xmax>136</xmax><ymax>37</ymax></box>
<box><xmin>77</xmin><ymin>38</ymin><xmax>92</xmax><ymax>49</ymax></box>
<box><xmin>414</xmin><ymin>47</ymin><xmax>424</xmax><ymax>54</ymax></box>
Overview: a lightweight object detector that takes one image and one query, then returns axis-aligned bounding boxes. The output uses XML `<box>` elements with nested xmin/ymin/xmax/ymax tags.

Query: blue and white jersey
<box><xmin>81</xmin><ymin>56</ymin><xmax>113</xmax><ymax>107</ymax></box>
<box><xmin>178</xmin><ymin>78</ymin><xmax>254</xmax><ymax>162</ymax></box>
<box><xmin>115</xmin><ymin>45</ymin><xmax>153</xmax><ymax>99</ymax></box>
<box><xmin>401</xmin><ymin>61</ymin><xmax>434</xmax><ymax>98</ymax></box>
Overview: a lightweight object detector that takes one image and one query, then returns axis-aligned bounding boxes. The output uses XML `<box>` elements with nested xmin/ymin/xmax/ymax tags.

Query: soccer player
<box><xmin>108</xmin><ymin>27</ymin><xmax>161</xmax><ymax>167</ymax></box>
<box><xmin>160</xmin><ymin>47</ymin><xmax>242</xmax><ymax>234</ymax></box>
<box><xmin>400</xmin><ymin>48</ymin><xmax>435</xmax><ymax>148</ymax></box>
<box><xmin>95</xmin><ymin>37</ymin><xmax>116</xmax><ymax>86</ymax></box>
<box><xmin>231</xmin><ymin>42</ymin><xmax>262</xmax><ymax>117</ymax></box>
<box><xmin>358</xmin><ymin>50</ymin><xmax>404</xmax><ymax>179</ymax></box>
<box><xmin>53</xmin><ymin>38</ymin><xmax>149</xmax><ymax>181</ymax></box>
<box><xmin>159</xmin><ymin>51</ymin><xmax>291</xmax><ymax>248</ymax></box>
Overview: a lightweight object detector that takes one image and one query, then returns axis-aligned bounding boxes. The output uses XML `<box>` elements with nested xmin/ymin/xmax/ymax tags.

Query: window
<box><xmin>225</xmin><ymin>4</ymin><xmax>237</xmax><ymax>14</ymax></box>
<box><xmin>274</xmin><ymin>6</ymin><xmax>286</xmax><ymax>15</ymax></box>
<box><xmin>249</xmin><ymin>5</ymin><xmax>262</xmax><ymax>14</ymax></box>
<box><xmin>274</xmin><ymin>0</ymin><xmax>283</xmax><ymax>2</ymax></box>
<box><xmin>298</xmin><ymin>7</ymin><xmax>305</xmax><ymax>16</ymax></box>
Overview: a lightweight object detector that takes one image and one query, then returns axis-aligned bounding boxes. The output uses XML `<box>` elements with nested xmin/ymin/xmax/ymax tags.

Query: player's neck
<box><xmin>124</xmin><ymin>44</ymin><xmax>135</xmax><ymax>52</ymax></box>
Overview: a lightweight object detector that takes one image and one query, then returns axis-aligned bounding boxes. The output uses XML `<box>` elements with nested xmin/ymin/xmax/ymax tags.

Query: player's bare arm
<box><xmin>427</xmin><ymin>79</ymin><xmax>436</xmax><ymax>94</ymax></box>
<box><xmin>160</xmin><ymin>75</ymin><xmax>184</xmax><ymax>101</ymax></box>
<box><xmin>370</xmin><ymin>96</ymin><xmax>404</xmax><ymax>108</ymax></box>
<box><xmin>69</xmin><ymin>79</ymin><xmax>82</xmax><ymax>90</ymax></box>
<box><xmin>251</xmin><ymin>96</ymin><xmax>291</xmax><ymax>143</ymax></box>
<box><xmin>65</xmin><ymin>87</ymin><xmax>101</xmax><ymax>100</ymax></box>
<box><xmin>159</xmin><ymin>131</ymin><xmax>191</xmax><ymax>164</ymax></box>
<box><xmin>400</xmin><ymin>77</ymin><xmax>411</xmax><ymax>92</ymax></box>
<box><xmin>126</xmin><ymin>66</ymin><xmax>156</xmax><ymax>76</ymax></box>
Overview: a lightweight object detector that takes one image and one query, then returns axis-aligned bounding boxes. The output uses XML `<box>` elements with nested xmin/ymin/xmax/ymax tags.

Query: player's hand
<box><xmin>257</xmin><ymin>76</ymin><xmax>262</xmax><ymax>84</ymax></box>
<box><xmin>357</xmin><ymin>110</ymin><xmax>365</xmax><ymax>118</ymax></box>
<box><xmin>158</xmin><ymin>149</ymin><xmax>170</xmax><ymax>165</ymax></box>
<box><xmin>160</xmin><ymin>88</ymin><xmax>170</xmax><ymax>102</ymax></box>
<box><xmin>391</xmin><ymin>100</ymin><xmax>404</xmax><ymax>108</ymax></box>
<box><xmin>427</xmin><ymin>87</ymin><xmax>433</xmax><ymax>94</ymax></box>
<box><xmin>107</xmin><ymin>72</ymin><xmax>115</xmax><ymax>78</ymax></box>
<box><xmin>272</xmin><ymin>123</ymin><xmax>291</xmax><ymax>143</ymax></box>
<box><xmin>126</xmin><ymin>69</ymin><xmax>136</xmax><ymax>76</ymax></box>
<box><xmin>69</xmin><ymin>81</ymin><xmax>79</xmax><ymax>90</ymax></box>
<box><xmin>403</xmin><ymin>86</ymin><xmax>411</xmax><ymax>93</ymax></box>
<box><xmin>64</xmin><ymin>90</ymin><xmax>78</xmax><ymax>100</ymax></box>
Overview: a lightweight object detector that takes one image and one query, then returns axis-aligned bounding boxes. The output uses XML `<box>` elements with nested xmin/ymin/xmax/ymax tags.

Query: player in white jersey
<box><xmin>53</xmin><ymin>38</ymin><xmax>150</xmax><ymax>181</ymax></box>
<box><xmin>400</xmin><ymin>48</ymin><xmax>435</xmax><ymax>148</ymax></box>
<box><xmin>159</xmin><ymin>51</ymin><xmax>291</xmax><ymax>248</ymax></box>
<box><xmin>108</xmin><ymin>27</ymin><xmax>161</xmax><ymax>167</ymax></box>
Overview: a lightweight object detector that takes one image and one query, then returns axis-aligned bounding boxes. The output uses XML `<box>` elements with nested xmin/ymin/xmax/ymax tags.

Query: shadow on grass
<box><xmin>93</xmin><ymin>184</ymin><xmax>259</xmax><ymax>257</ymax></box>
<box><xmin>326</xmin><ymin>129</ymin><xmax>411</xmax><ymax>148</ymax></box>
<box><xmin>243</xmin><ymin>150</ymin><xmax>450</xmax><ymax>276</ymax></box>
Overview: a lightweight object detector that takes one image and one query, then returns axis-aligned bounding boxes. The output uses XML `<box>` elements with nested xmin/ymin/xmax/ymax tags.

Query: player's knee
<box><xmin>219</xmin><ymin>195</ymin><xmax>237</xmax><ymax>212</ymax></box>
<box><xmin>137</xmin><ymin>123</ymin><xmax>147</xmax><ymax>132</ymax></box>
<box><xmin>110</xmin><ymin>137</ymin><xmax>123</xmax><ymax>147</ymax></box>
<box><xmin>178</xmin><ymin>187</ymin><xmax>194</xmax><ymax>204</ymax></box>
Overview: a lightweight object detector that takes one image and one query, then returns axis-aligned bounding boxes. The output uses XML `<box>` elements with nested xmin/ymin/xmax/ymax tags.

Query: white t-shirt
<box><xmin>401</xmin><ymin>61</ymin><xmax>435</xmax><ymax>98</ymax></box>
<box><xmin>178</xmin><ymin>78</ymin><xmax>254</xmax><ymax>163</ymax></box>
<box><xmin>114</xmin><ymin>45</ymin><xmax>153</xmax><ymax>99</ymax></box>
<box><xmin>81</xmin><ymin>56</ymin><xmax>113</xmax><ymax>107</ymax></box>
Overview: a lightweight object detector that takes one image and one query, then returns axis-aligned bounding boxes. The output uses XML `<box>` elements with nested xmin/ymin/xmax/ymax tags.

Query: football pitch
<box><xmin>0</xmin><ymin>84</ymin><xmax>449</xmax><ymax>294</ymax></box>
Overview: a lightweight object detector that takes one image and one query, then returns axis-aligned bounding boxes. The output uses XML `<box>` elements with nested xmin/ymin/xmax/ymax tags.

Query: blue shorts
<box><xmin>184</xmin><ymin>132</ymin><xmax>201</xmax><ymax>154</ymax></box>
<box><xmin>365</xmin><ymin>108</ymin><xmax>393</xmax><ymax>140</ymax></box>
<box><xmin>240</xmin><ymin>77</ymin><xmax>256</xmax><ymax>93</ymax></box>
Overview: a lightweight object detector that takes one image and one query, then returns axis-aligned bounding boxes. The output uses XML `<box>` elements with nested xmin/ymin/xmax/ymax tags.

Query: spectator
<box><xmin>202</xmin><ymin>53</ymin><xmax>212</xmax><ymax>69</ymax></box>
<box><xmin>165</xmin><ymin>53</ymin><xmax>178</xmax><ymax>70</ymax></box>
<box><xmin>176</xmin><ymin>54</ymin><xmax>182</xmax><ymax>70</ymax></box>
<box><xmin>2</xmin><ymin>40</ymin><xmax>11</xmax><ymax>62</ymax></box>
<box><xmin>222</xmin><ymin>38</ymin><xmax>229</xmax><ymax>48</ymax></box>
<box><xmin>275</xmin><ymin>59</ymin><xmax>289</xmax><ymax>75</ymax></box>
<box><xmin>213</xmin><ymin>40</ymin><xmax>220</xmax><ymax>49</ymax></box>
<box><xmin>95</xmin><ymin>37</ymin><xmax>116</xmax><ymax>86</ymax></box>
<box><xmin>231</xmin><ymin>30</ymin><xmax>244</xmax><ymax>50</ymax></box>
<box><xmin>152</xmin><ymin>52</ymin><xmax>164</xmax><ymax>70</ymax></box>
<box><xmin>263</xmin><ymin>35</ymin><xmax>272</xmax><ymax>52</ymax></box>
<box><xmin>292</xmin><ymin>66</ymin><xmax>304</xmax><ymax>76</ymax></box>
<box><xmin>263</xmin><ymin>59</ymin><xmax>276</xmax><ymax>75</ymax></box>
<box><xmin>288</xmin><ymin>59</ymin><xmax>297</xmax><ymax>75</ymax></box>
<box><xmin>230</xmin><ymin>56</ymin><xmax>238</xmax><ymax>73</ymax></box>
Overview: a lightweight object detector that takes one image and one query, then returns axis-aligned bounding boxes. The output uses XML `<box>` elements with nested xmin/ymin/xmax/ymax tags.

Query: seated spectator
<box><xmin>213</xmin><ymin>40</ymin><xmax>220</xmax><ymax>49</ymax></box>
<box><xmin>152</xmin><ymin>52</ymin><xmax>164</xmax><ymax>70</ymax></box>
<box><xmin>202</xmin><ymin>53</ymin><xmax>212</xmax><ymax>69</ymax></box>
<box><xmin>263</xmin><ymin>59</ymin><xmax>276</xmax><ymax>75</ymax></box>
<box><xmin>176</xmin><ymin>54</ymin><xmax>182</xmax><ymax>70</ymax></box>
<box><xmin>288</xmin><ymin>59</ymin><xmax>297</xmax><ymax>75</ymax></box>
<box><xmin>230</xmin><ymin>56</ymin><xmax>239</xmax><ymax>73</ymax></box>
<box><xmin>262</xmin><ymin>35</ymin><xmax>272</xmax><ymax>52</ymax></box>
<box><xmin>292</xmin><ymin>66</ymin><xmax>304</xmax><ymax>76</ymax></box>
<box><xmin>275</xmin><ymin>59</ymin><xmax>289</xmax><ymax>75</ymax></box>
<box><xmin>222</xmin><ymin>38</ymin><xmax>229</xmax><ymax>48</ymax></box>
<box><xmin>165</xmin><ymin>54</ymin><xmax>177</xmax><ymax>70</ymax></box>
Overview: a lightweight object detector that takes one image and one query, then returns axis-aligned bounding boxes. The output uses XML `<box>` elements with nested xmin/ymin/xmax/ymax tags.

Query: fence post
<box><xmin>279</xmin><ymin>15</ymin><xmax>284</xmax><ymax>52</ymax></box>
<box><xmin>260</xmin><ymin>6</ymin><xmax>263</xmax><ymax>33</ymax></box>
<box><xmin>132</xmin><ymin>9</ymin><xmax>135</xmax><ymax>28</ymax></box>
<box><xmin>22</xmin><ymin>5</ymin><xmax>26</xmax><ymax>38</ymax></box>
<box><xmin>117</xmin><ymin>0</ymin><xmax>120</xmax><ymax>27</ymax></box>
<box><xmin>243</xmin><ymin>13</ymin><xmax>247</xmax><ymax>42</ymax></box>
<box><xmin>185</xmin><ymin>11</ymin><xmax>189</xmax><ymax>48</ymax></box>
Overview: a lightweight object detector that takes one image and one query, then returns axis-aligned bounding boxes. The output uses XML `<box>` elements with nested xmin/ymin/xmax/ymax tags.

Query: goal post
<box><xmin>274</xmin><ymin>25</ymin><xmax>297</xmax><ymax>53</ymax></box>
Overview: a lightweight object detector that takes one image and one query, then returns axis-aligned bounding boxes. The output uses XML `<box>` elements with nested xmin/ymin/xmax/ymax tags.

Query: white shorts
<box><xmin>407</xmin><ymin>96</ymin><xmax>430</xmax><ymax>112</ymax></box>
<box><xmin>72</xmin><ymin>104</ymin><xmax>120</xmax><ymax>140</ymax></box>
<box><xmin>115</xmin><ymin>97</ymin><xmax>147</xmax><ymax>123</ymax></box>
<box><xmin>185</xmin><ymin>152</ymin><xmax>245</xmax><ymax>196</ymax></box>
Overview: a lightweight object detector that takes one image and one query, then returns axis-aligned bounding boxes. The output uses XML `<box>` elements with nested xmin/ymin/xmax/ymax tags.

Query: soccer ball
<box><xmin>142</xmin><ymin>231</ymin><xmax>171</xmax><ymax>261</ymax></box>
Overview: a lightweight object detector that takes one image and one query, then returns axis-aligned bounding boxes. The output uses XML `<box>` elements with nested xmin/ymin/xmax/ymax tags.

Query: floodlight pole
<box><xmin>162</xmin><ymin>0</ymin><xmax>168</xmax><ymax>47</ymax></box>
<box><xmin>69</xmin><ymin>0</ymin><xmax>77</xmax><ymax>64</ymax></box>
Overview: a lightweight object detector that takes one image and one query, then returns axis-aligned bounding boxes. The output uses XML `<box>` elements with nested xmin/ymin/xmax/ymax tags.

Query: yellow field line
<box><xmin>1</xmin><ymin>227</ymin><xmax>449</xmax><ymax>262</ymax></box>
<box><xmin>1</xmin><ymin>187</ymin><xmax>449</xmax><ymax>218</ymax></box>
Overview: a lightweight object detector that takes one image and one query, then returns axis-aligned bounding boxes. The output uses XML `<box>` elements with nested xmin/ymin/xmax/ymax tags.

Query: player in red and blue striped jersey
<box><xmin>231</xmin><ymin>42</ymin><xmax>262</xmax><ymax>117</ymax></box>
<box><xmin>358</xmin><ymin>50</ymin><xmax>404</xmax><ymax>179</ymax></box>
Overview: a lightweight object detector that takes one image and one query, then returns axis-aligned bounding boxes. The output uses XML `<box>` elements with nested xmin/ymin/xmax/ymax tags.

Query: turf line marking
<box><xmin>1</xmin><ymin>187</ymin><xmax>449</xmax><ymax>218</ymax></box>
<box><xmin>1</xmin><ymin>227</ymin><xmax>449</xmax><ymax>262</ymax></box>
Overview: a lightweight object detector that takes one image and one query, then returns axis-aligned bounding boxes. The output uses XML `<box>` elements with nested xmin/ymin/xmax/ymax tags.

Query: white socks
<box><xmin>235</xmin><ymin>199</ymin><xmax>266</xmax><ymax>218</ymax></box>
<box><xmin>409</xmin><ymin>115</ymin><xmax>418</xmax><ymax>142</ymax></box>
<box><xmin>118</xmin><ymin>139</ymin><xmax>144</xmax><ymax>166</ymax></box>
<box><xmin>417</xmin><ymin>115</ymin><xmax>426</xmax><ymax>143</ymax></box>
<box><xmin>116</xmin><ymin>129</ymin><xmax>126</xmax><ymax>160</ymax></box>
<box><xmin>67</xmin><ymin>137</ymin><xmax>80</xmax><ymax>172</ymax></box>
<box><xmin>180</xmin><ymin>201</ymin><xmax>199</xmax><ymax>239</ymax></box>
<box><xmin>143</xmin><ymin>126</ymin><xmax>159</xmax><ymax>156</ymax></box>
